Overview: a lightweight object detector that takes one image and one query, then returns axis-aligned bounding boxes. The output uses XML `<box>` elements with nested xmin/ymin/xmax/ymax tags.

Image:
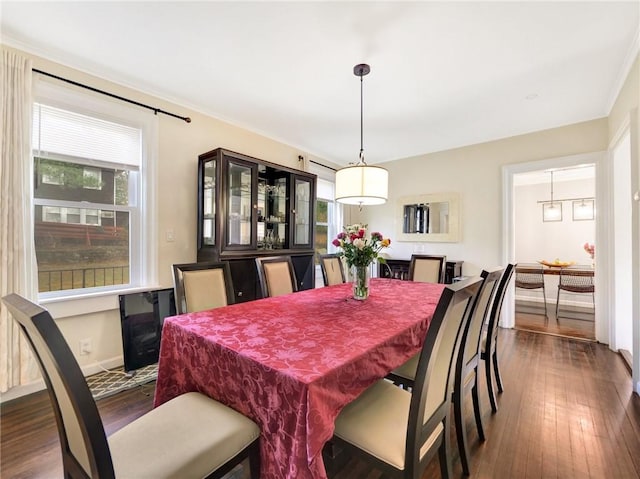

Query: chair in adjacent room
<box><xmin>408</xmin><ymin>254</ymin><xmax>447</xmax><ymax>283</ymax></box>
<box><xmin>481</xmin><ymin>263</ymin><xmax>515</xmax><ymax>413</ymax></box>
<box><xmin>1</xmin><ymin>293</ymin><xmax>261</xmax><ymax>479</ymax></box>
<box><xmin>255</xmin><ymin>255</ymin><xmax>298</xmax><ymax>298</ymax></box>
<box><xmin>332</xmin><ymin>277</ymin><xmax>483</xmax><ymax>479</ymax></box>
<box><xmin>555</xmin><ymin>267</ymin><xmax>595</xmax><ymax>319</ymax></box>
<box><xmin>172</xmin><ymin>261</ymin><xmax>235</xmax><ymax>314</ymax></box>
<box><xmin>318</xmin><ymin>253</ymin><xmax>346</xmax><ymax>286</ymax></box>
<box><xmin>514</xmin><ymin>263</ymin><xmax>548</xmax><ymax>319</ymax></box>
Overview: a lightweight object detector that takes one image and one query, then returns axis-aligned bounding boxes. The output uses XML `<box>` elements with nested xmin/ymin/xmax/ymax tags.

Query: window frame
<box><xmin>32</xmin><ymin>78</ymin><xmax>158</xmax><ymax>311</ymax></box>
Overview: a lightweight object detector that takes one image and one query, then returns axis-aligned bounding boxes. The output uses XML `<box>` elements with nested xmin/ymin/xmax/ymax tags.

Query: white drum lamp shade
<box><xmin>335</xmin><ymin>164</ymin><xmax>388</xmax><ymax>205</ymax></box>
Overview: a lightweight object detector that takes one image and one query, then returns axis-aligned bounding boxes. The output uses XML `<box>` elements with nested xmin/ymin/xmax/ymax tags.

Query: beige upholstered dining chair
<box><xmin>555</xmin><ymin>267</ymin><xmax>595</xmax><ymax>319</ymax></box>
<box><xmin>332</xmin><ymin>277</ymin><xmax>483</xmax><ymax>479</ymax></box>
<box><xmin>481</xmin><ymin>263</ymin><xmax>515</xmax><ymax>413</ymax></box>
<box><xmin>172</xmin><ymin>261</ymin><xmax>235</xmax><ymax>314</ymax></box>
<box><xmin>386</xmin><ymin>269</ymin><xmax>503</xmax><ymax>476</ymax></box>
<box><xmin>452</xmin><ymin>267</ymin><xmax>503</xmax><ymax>475</ymax></box>
<box><xmin>255</xmin><ymin>256</ymin><xmax>298</xmax><ymax>298</ymax></box>
<box><xmin>408</xmin><ymin>254</ymin><xmax>447</xmax><ymax>283</ymax></box>
<box><xmin>318</xmin><ymin>253</ymin><xmax>346</xmax><ymax>286</ymax></box>
<box><xmin>1</xmin><ymin>293</ymin><xmax>261</xmax><ymax>479</ymax></box>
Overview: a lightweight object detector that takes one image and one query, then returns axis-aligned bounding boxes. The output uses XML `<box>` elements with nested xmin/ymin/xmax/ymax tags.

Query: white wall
<box><xmin>514</xmin><ymin>178</ymin><xmax>595</xmax><ymax>265</ymax></box>
<box><xmin>356</xmin><ymin>120</ymin><xmax>608</xmax><ymax>281</ymax></box>
<box><xmin>3</xmin><ymin>44</ymin><xmax>632</xmax><ymax>400</ymax></box>
<box><xmin>1</xmin><ymin>46</ymin><xmax>337</xmax><ymax>402</ymax></box>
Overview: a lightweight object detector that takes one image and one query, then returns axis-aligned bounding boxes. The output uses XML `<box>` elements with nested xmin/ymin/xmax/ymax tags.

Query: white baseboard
<box><xmin>0</xmin><ymin>356</ymin><xmax>123</xmax><ymax>404</ymax></box>
<box><xmin>515</xmin><ymin>294</ymin><xmax>592</xmax><ymax>308</ymax></box>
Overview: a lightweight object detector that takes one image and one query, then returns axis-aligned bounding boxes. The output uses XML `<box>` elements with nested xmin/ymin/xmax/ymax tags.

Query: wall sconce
<box><xmin>572</xmin><ymin>199</ymin><xmax>594</xmax><ymax>221</ymax></box>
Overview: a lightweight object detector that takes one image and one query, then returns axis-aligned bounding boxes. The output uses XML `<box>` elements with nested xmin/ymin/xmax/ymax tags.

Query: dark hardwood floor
<box><xmin>2</xmin><ymin>328</ymin><xmax>639</xmax><ymax>479</ymax></box>
<box><xmin>515</xmin><ymin>300</ymin><xmax>596</xmax><ymax>341</ymax></box>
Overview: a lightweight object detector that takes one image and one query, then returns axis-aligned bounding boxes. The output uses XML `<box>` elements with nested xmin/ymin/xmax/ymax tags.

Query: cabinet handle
<box><xmin>238</xmin><ymin>291</ymin><xmax>243</xmax><ymax>297</ymax></box>
<box><xmin>291</xmin><ymin>210</ymin><xmax>296</xmax><ymax>214</ymax></box>
<box><xmin>253</xmin><ymin>204</ymin><xmax>257</xmax><ymax>209</ymax></box>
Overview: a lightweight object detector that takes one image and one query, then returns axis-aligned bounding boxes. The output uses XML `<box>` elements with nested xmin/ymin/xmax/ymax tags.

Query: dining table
<box><xmin>154</xmin><ymin>278</ymin><xmax>445</xmax><ymax>479</ymax></box>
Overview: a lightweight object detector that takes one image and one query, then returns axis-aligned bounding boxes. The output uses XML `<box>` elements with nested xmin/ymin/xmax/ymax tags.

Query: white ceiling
<box><xmin>513</xmin><ymin>164</ymin><xmax>595</xmax><ymax>186</ymax></box>
<box><xmin>2</xmin><ymin>1</ymin><xmax>638</xmax><ymax>166</ymax></box>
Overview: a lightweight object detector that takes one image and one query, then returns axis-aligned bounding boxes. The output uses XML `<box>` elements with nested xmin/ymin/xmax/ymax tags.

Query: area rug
<box><xmin>87</xmin><ymin>364</ymin><xmax>157</xmax><ymax>400</ymax></box>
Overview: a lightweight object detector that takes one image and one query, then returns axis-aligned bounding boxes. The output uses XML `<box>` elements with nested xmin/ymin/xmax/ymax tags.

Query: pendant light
<box><xmin>543</xmin><ymin>170</ymin><xmax>562</xmax><ymax>221</ymax></box>
<box><xmin>335</xmin><ymin>64</ymin><xmax>388</xmax><ymax>206</ymax></box>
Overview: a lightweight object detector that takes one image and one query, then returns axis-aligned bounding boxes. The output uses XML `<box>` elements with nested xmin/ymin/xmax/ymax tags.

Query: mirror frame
<box><xmin>396</xmin><ymin>192</ymin><xmax>460</xmax><ymax>242</ymax></box>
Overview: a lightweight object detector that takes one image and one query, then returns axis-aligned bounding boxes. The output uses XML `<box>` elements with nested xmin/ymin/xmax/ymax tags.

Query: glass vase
<box><xmin>351</xmin><ymin>265</ymin><xmax>370</xmax><ymax>300</ymax></box>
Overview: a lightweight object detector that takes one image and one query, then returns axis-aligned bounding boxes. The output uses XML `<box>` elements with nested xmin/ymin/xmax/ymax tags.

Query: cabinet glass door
<box><xmin>201</xmin><ymin>159</ymin><xmax>216</xmax><ymax>246</ymax></box>
<box><xmin>293</xmin><ymin>176</ymin><xmax>312</xmax><ymax>247</ymax></box>
<box><xmin>226</xmin><ymin>160</ymin><xmax>254</xmax><ymax>247</ymax></box>
<box><xmin>257</xmin><ymin>167</ymin><xmax>289</xmax><ymax>250</ymax></box>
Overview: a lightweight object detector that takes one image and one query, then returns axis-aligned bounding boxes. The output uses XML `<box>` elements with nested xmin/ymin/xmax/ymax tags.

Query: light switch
<box><xmin>166</xmin><ymin>229</ymin><xmax>175</xmax><ymax>242</ymax></box>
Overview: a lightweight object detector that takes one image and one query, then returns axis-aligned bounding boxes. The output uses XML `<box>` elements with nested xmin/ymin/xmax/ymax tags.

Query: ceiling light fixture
<box><xmin>542</xmin><ymin>170</ymin><xmax>562</xmax><ymax>222</ymax></box>
<box><xmin>335</xmin><ymin>63</ymin><xmax>388</xmax><ymax>206</ymax></box>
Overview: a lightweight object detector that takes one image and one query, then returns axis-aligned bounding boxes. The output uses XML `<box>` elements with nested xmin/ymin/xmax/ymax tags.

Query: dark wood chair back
<box><xmin>482</xmin><ymin>263</ymin><xmax>515</xmax><ymax>412</ymax></box>
<box><xmin>318</xmin><ymin>253</ymin><xmax>346</xmax><ymax>286</ymax></box>
<box><xmin>453</xmin><ymin>267</ymin><xmax>504</xmax><ymax>474</ymax></box>
<box><xmin>408</xmin><ymin>254</ymin><xmax>447</xmax><ymax>283</ymax></box>
<box><xmin>405</xmin><ymin>277</ymin><xmax>483</xmax><ymax>477</ymax></box>
<box><xmin>172</xmin><ymin>261</ymin><xmax>235</xmax><ymax>313</ymax></box>
<box><xmin>255</xmin><ymin>256</ymin><xmax>298</xmax><ymax>298</ymax></box>
<box><xmin>2</xmin><ymin>293</ymin><xmax>115</xmax><ymax>478</ymax></box>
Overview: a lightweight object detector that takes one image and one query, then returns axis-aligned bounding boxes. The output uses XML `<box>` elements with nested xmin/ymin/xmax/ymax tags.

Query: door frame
<box><xmin>501</xmin><ymin>151</ymin><xmax>607</xmax><ymax>343</ymax></box>
<box><xmin>608</xmin><ymin>111</ymin><xmax>640</xmax><ymax>395</ymax></box>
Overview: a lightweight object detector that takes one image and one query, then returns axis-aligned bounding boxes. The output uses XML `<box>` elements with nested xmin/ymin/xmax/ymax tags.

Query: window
<box><xmin>83</xmin><ymin>167</ymin><xmax>102</xmax><ymax>189</ymax></box>
<box><xmin>42</xmin><ymin>168</ymin><xmax>64</xmax><ymax>185</ymax></box>
<box><xmin>315</xmin><ymin>199</ymin><xmax>329</xmax><ymax>256</ymax></box>
<box><xmin>32</xmin><ymin>82</ymin><xmax>156</xmax><ymax>298</ymax></box>
<box><xmin>314</xmin><ymin>178</ymin><xmax>340</xmax><ymax>258</ymax></box>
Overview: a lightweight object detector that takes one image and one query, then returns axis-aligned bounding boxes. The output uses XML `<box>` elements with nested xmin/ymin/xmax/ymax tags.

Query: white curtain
<box><xmin>0</xmin><ymin>48</ymin><xmax>40</xmax><ymax>392</ymax></box>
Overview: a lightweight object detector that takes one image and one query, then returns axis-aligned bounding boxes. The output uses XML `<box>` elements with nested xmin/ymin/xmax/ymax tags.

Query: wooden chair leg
<box><xmin>485</xmin><ymin>355</ymin><xmax>498</xmax><ymax>413</ymax></box>
<box><xmin>471</xmin><ymin>372</ymin><xmax>485</xmax><ymax>442</ymax></box>
<box><xmin>248</xmin><ymin>441</ymin><xmax>261</xmax><ymax>479</ymax></box>
<box><xmin>453</xmin><ymin>385</ymin><xmax>471</xmax><ymax>476</ymax></box>
<box><xmin>439</xmin><ymin>415</ymin><xmax>452</xmax><ymax>479</ymax></box>
<box><xmin>493</xmin><ymin>350</ymin><xmax>504</xmax><ymax>394</ymax></box>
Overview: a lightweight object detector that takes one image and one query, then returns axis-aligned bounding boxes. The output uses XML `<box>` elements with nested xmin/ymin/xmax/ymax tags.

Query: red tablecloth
<box><xmin>154</xmin><ymin>278</ymin><xmax>445</xmax><ymax>479</ymax></box>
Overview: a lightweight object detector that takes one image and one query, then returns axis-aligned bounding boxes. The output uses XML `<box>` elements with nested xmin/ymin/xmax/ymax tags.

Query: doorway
<box><xmin>512</xmin><ymin>165</ymin><xmax>596</xmax><ymax>340</ymax></box>
<box><xmin>610</xmin><ymin>128</ymin><xmax>635</xmax><ymax>374</ymax></box>
<box><xmin>501</xmin><ymin>152</ymin><xmax>606</xmax><ymax>341</ymax></box>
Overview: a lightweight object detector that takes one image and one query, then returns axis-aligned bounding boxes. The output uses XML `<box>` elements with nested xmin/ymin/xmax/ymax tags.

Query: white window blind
<box><xmin>317</xmin><ymin>178</ymin><xmax>335</xmax><ymax>200</ymax></box>
<box><xmin>32</xmin><ymin>103</ymin><xmax>141</xmax><ymax>168</ymax></box>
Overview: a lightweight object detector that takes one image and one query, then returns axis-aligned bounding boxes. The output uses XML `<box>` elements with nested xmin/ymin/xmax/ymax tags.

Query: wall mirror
<box><xmin>396</xmin><ymin>193</ymin><xmax>460</xmax><ymax>242</ymax></box>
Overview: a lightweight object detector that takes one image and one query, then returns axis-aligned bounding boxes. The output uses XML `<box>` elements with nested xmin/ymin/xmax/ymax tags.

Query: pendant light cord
<box><xmin>359</xmin><ymin>72</ymin><xmax>365</xmax><ymax>163</ymax></box>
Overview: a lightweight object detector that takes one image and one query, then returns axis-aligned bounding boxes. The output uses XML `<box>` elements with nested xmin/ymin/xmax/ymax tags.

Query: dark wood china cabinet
<box><xmin>197</xmin><ymin>148</ymin><xmax>316</xmax><ymax>302</ymax></box>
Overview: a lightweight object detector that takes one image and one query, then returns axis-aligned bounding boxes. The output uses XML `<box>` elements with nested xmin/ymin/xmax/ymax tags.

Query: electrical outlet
<box><xmin>79</xmin><ymin>338</ymin><xmax>92</xmax><ymax>355</ymax></box>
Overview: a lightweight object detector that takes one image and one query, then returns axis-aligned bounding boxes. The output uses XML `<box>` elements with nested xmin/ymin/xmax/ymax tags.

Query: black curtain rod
<box><xmin>309</xmin><ymin>159</ymin><xmax>337</xmax><ymax>172</ymax></box>
<box><xmin>32</xmin><ymin>68</ymin><xmax>191</xmax><ymax>123</ymax></box>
